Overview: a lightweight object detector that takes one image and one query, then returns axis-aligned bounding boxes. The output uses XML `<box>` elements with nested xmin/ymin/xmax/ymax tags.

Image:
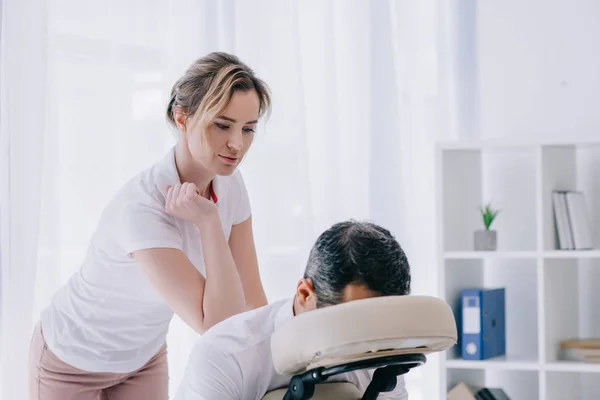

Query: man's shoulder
<box><xmin>182</xmin><ymin>299</ymin><xmax>294</xmax><ymax>400</ymax></box>
<box><xmin>200</xmin><ymin>298</ymin><xmax>293</xmax><ymax>356</ymax></box>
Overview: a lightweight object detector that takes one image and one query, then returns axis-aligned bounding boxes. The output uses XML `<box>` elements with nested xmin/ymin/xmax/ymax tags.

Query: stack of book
<box><xmin>560</xmin><ymin>339</ymin><xmax>600</xmax><ymax>363</ymax></box>
<box><xmin>552</xmin><ymin>190</ymin><xmax>594</xmax><ymax>250</ymax></box>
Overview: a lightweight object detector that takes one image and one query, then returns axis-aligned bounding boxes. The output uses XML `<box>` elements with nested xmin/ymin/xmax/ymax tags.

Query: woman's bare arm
<box><xmin>229</xmin><ymin>216</ymin><xmax>268</xmax><ymax>310</ymax></box>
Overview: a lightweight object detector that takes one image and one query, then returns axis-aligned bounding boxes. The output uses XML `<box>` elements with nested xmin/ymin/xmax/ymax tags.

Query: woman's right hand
<box><xmin>165</xmin><ymin>182</ymin><xmax>218</xmax><ymax>227</ymax></box>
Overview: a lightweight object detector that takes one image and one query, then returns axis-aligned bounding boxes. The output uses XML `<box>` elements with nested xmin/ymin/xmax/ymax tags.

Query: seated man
<box><xmin>175</xmin><ymin>220</ymin><xmax>411</xmax><ymax>400</ymax></box>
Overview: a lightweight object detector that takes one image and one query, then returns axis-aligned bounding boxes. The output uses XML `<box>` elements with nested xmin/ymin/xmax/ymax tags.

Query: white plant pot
<box><xmin>474</xmin><ymin>230</ymin><xmax>497</xmax><ymax>251</ymax></box>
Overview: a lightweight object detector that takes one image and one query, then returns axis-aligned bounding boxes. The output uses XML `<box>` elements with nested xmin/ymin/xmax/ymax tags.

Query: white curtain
<box><xmin>0</xmin><ymin>0</ymin><xmax>48</xmax><ymax>398</ymax></box>
<box><xmin>0</xmin><ymin>1</ymin><xmax>448</xmax><ymax>399</ymax></box>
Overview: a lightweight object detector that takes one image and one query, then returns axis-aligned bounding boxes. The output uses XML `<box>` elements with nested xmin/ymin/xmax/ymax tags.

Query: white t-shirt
<box><xmin>174</xmin><ymin>298</ymin><xmax>408</xmax><ymax>400</ymax></box>
<box><xmin>40</xmin><ymin>146</ymin><xmax>252</xmax><ymax>373</ymax></box>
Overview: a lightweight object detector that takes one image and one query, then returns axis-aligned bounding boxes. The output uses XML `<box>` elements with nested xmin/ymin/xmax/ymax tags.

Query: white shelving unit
<box><xmin>436</xmin><ymin>139</ymin><xmax>600</xmax><ymax>400</ymax></box>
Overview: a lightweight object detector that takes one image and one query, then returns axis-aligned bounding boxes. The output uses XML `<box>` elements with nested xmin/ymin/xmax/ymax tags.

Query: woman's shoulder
<box><xmin>215</xmin><ymin>169</ymin><xmax>252</xmax><ymax>224</ymax></box>
<box><xmin>230</xmin><ymin>168</ymin><xmax>247</xmax><ymax>189</ymax></box>
<box><xmin>117</xmin><ymin>167</ymin><xmax>170</xmax><ymax>206</ymax></box>
<box><xmin>104</xmin><ymin>156</ymin><xmax>176</xmax><ymax>216</ymax></box>
<box><xmin>223</xmin><ymin>168</ymin><xmax>245</xmax><ymax>184</ymax></box>
<box><xmin>116</xmin><ymin>147</ymin><xmax>177</xmax><ymax>201</ymax></box>
<box><xmin>216</xmin><ymin>169</ymin><xmax>249</xmax><ymax>203</ymax></box>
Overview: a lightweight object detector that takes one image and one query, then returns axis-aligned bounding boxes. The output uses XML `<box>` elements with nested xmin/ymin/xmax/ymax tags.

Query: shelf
<box><xmin>438</xmin><ymin>140</ymin><xmax>600</xmax><ymax>399</ymax></box>
<box><xmin>445</xmin><ymin>251</ymin><xmax>538</xmax><ymax>259</ymax></box>
<box><xmin>445</xmin><ymin>355</ymin><xmax>539</xmax><ymax>371</ymax></box>
<box><xmin>545</xmin><ymin>361</ymin><xmax>600</xmax><ymax>373</ymax></box>
<box><xmin>543</xmin><ymin>250</ymin><xmax>600</xmax><ymax>259</ymax></box>
<box><xmin>448</xmin><ymin>359</ymin><xmax>600</xmax><ymax>373</ymax></box>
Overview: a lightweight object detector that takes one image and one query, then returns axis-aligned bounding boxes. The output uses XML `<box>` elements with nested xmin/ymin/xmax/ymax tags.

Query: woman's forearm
<box><xmin>196</xmin><ymin>212</ymin><xmax>246</xmax><ymax>330</ymax></box>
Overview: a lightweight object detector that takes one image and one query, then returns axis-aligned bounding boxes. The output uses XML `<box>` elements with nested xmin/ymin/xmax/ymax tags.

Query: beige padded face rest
<box><xmin>270</xmin><ymin>295</ymin><xmax>457</xmax><ymax>376</ymax></box>
<box><xmin>262</xmin><ymin>382</ymin><xmax>361</xmax><ymax>400</ymax></box>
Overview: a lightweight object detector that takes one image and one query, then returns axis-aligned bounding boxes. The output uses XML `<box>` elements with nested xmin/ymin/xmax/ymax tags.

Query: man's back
<box><xmin>174</xmin><ymin>298</ymin><xmax>408</xmax><ymax>400</ymax></box>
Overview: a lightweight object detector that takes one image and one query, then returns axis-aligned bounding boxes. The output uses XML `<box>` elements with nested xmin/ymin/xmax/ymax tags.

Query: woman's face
<box><xmin>178</xmin><ymin>89</ymin><xmax>260</xmax><ymax>176</ymax></box>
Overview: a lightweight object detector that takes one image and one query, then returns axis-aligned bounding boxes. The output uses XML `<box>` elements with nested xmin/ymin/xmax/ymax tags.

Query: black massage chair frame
<box><xmin>282</xmin><ymin>353</ymin><xmax>426</xmax><ymax>400</ymax></box>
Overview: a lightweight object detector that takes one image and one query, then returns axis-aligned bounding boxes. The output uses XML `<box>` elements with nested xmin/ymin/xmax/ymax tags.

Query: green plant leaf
<box><xmin>480</xmin><ymin>203</ymin><xmax>499</xmax><ymax>230</ymax></box>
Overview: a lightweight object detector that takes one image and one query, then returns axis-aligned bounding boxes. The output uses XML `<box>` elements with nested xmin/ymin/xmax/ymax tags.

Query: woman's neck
<box><xmin>174</xmin><ymin>140</ymin><xmax>215</xmax><ymax>199</ymax></box>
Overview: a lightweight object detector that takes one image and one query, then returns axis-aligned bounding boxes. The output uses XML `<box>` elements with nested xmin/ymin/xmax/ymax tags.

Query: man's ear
<box><xmin>295</xmin><ymin>278</ymin><xmax>317</xmax><ymax>313</ymax></box>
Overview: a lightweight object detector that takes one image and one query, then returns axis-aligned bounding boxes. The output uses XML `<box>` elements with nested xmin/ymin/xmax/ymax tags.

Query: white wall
<box><xmin>476</xmin><ymin>0</ymin><xmax>600</xmax><ymax>141</ymax></box>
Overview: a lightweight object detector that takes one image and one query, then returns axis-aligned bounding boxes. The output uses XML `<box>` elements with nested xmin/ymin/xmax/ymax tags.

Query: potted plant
<box><xmin>474</xmin><ymin>203</ymin><xmax>499</xmax><ymax>251</ymax></box>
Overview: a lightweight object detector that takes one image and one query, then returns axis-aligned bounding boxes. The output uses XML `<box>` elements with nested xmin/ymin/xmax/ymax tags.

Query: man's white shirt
<box><xmin>175</xmin><ymin>298</ymin><xmax>408</xmax><ymax>400</ymax></box>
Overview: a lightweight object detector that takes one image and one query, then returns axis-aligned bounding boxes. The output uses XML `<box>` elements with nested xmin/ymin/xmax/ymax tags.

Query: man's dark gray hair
<box><xmin>304</xmin><ymin>220</ymin><xmax>411</xmax><ymax>308</ymax></box>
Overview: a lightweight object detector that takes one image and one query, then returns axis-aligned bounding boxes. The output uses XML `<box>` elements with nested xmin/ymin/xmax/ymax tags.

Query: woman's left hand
<box><xmin>165</xmin><ymin>182</ymin><xmax>218</xmax><ymax>227</ymax></box>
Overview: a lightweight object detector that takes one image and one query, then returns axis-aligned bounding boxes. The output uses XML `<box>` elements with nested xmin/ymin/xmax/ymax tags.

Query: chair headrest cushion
<box><xmin>270</xmin><ymin>295</ymin><xmax>457</xmax><ymax>375</ymax></box>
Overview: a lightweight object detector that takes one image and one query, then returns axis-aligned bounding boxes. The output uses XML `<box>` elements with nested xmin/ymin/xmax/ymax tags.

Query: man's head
<box><xmin>294</xmin><ymin>220</ymin><xmax>411</xmax><ymax>314</ymax></box>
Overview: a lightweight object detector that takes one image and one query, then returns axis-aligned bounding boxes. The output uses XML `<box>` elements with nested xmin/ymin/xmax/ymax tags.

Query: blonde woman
<box><xmin>28</xmin><ymin>52</ymin><xmax>271</xmax><ymax>400</ymax></box>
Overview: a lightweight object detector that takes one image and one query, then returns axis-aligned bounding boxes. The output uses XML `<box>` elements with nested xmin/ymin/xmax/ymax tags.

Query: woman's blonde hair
<box><xmin>166</xmin><ymin>52</ymin><xmax>271</xmax><ymax>131</ymax></box>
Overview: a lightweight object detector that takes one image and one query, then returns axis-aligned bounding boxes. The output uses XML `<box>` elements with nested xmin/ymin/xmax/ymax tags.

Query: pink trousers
<box><xmin>28</xmin><ymin>322</ymin><xmax>169</xmax><ymax>400</ymax></box>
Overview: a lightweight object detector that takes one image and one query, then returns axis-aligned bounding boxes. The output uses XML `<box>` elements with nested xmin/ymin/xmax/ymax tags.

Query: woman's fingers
<box><xmin>180</xmin><ymin>182</ymin><xmax>189</xmax><ymax>202</ymax></box>
<box><xmin>164</xmin><ymin>182</ymin><xmax>216</xmax><ymax>224</ymax></box>
<box><xmin>172</xmin><ymin>184</ymin><xmax>182</xmax><ymax>205</ymax></box>
<box><xmin>185</xmin><ymin>182</ymin><xmax>197</xmax><ymax>200</ymax></box>
<box><xmin>167</xmin><ymin>183</ymin><xmax>197</xmax><ymax>208</ymax></box>
<box><xmin>166</xmin><ymin>185</ymin><xmax>174</xmax><ymax>210</ymax></box>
